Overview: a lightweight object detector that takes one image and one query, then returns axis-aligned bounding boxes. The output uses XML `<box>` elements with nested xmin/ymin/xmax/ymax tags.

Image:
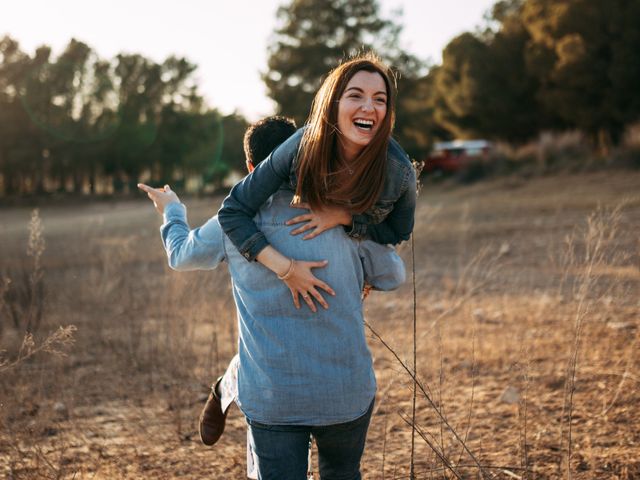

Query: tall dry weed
<box><xmin>558</xmin><ymin>203</ymin><xmax>631</xmax><ymax>478</ymax></box>
<box><xmin>1</xmin><ymin>209</ymin><xmax>46</xmax><ymax>335</ymax></box>
<box><xmin>0</xmin><ymin>209</ymin><xmax>79</xmax><ymax>480</ymax></box>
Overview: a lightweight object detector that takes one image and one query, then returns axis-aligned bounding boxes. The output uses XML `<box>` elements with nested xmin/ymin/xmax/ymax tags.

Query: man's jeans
<box><xmin>247</xmin><ymin>400</ymin><xmax>374</xmax><ymax>480</ymax></box>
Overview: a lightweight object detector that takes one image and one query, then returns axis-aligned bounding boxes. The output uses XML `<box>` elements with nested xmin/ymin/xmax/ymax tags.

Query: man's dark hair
<box><xmin>244</xmin><ymin>116</ymin><xmax>297</xmax><ymax>167</ymax></box>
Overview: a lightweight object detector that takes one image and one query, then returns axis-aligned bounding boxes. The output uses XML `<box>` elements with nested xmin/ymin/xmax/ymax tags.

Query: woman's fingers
<box><xmin>286</xmin><ymin>213</ymin><xmax>312</xmax><ymax>226</ymax></box>
<box><xmin>282</xmin><ymin>259</ymin><xmax>335</xmax><ymax>312</ymax></box>
<box><xmin>306</xmin><ymin>260</ymin><xmax>328</xmax><ymax>269</ymax></box>
<box><xmin>291</xmin><ymin>289</ymin><xmax>301</xmax><ymax>310</ymax></box>
<box><xmin>303</xmin><ymin>260</ymin><xmax>335</xmax><ymax>297</ymax></box>
<box><xmin>308</xmin><ymin>287</ymin><xmax>328</xmax><ymax>309</ymax></box>
<box><xmin>302</xmin><ymin>225</ymin><xmax>330</xmax><ymax>240</ymax></box>
<box><xmin>314</xmin><ymin>279</ymin><xmax>335</xmax><ymax>297</ymax></box>
<box><xmin>301</xmin><ymin>292</ymin><xmax>317</xmax><ymax>313</ymax></box>
<box><xmin>291</xmin><ymin>221</ymin><xmax>317</xmax><ymax>236</ymax></box>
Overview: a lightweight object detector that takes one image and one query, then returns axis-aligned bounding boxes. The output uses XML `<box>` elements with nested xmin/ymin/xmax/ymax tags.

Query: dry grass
<box><xmin>1</xmin><ymin>170</ymin><xmax>638</xmax><ymax>479</ymax></box>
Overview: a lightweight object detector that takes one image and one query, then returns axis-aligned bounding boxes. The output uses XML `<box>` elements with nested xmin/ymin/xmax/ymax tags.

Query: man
<box><xmin>139</xmin><ymin>117</ymin><xmax>405</xmax><ymax>479</ymax></box>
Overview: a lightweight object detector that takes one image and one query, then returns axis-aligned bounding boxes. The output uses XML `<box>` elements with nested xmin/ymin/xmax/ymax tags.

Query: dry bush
<box><xmin>511</xmin><ymin>131</ymin><xmax>592</xmax><ymax>175</ymax></box>
<box><xmin>610</xmin><ymin>122</ymin><xmax>640</xmax><ymax>169</ymax></box>
<box><xmin>456</xmin><ymin>131</ymin><xmax>594</xmax><ymax>185</ymax></box>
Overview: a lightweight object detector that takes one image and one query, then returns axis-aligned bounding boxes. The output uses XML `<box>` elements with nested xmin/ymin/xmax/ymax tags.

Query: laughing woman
<box><xmin>218</xmin><ymin>53</ymin><xmax>417</xmax><ymax>311</ymax></box>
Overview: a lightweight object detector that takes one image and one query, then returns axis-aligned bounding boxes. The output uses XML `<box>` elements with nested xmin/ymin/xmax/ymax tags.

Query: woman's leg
<box><xmin>247</xmin><ymin>419</ymin><xmax>311</xmax><ymax>480</ymax></box>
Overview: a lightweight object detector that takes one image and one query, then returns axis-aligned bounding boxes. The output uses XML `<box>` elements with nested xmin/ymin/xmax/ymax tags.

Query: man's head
<box><xmin>244</xmin><ymin>116</ymin><xmax>297</xmax><ymax>172</ymax></box>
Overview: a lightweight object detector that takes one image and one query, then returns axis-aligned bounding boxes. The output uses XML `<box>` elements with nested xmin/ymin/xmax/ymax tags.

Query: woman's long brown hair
<box><xmin>295</xmin><ymin>54</ymin><xmax>397</xmax><ymax>214</ymax></box>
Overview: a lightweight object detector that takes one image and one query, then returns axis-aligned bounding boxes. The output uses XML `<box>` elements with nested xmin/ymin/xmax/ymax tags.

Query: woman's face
<box><xmin>336</xmin><ymin>70</ymin><xmax>388</xmax><ymax>161</ymax></box>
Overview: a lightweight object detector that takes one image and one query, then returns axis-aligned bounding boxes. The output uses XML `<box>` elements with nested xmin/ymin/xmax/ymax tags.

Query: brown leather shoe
<box><xmin>199</xmin><ymin>377</ymin><xmax>228</xmax><ymax>446</ymax></box>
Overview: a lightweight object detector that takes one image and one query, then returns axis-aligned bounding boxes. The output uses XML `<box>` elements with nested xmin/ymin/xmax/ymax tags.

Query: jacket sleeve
<box><xmin>349</xmin><ymin>163</ymin><xmax>417</xmax><ymax>245</ymax></box>
<box><xmin>217</xmin><ymin>129</ymin><xmax>302</xmax><ymax>261</ymax></box>
<box><xmin>160</xmin><ymin>202</ymin><xmax>226</xmax><ymax>271</ymax></box>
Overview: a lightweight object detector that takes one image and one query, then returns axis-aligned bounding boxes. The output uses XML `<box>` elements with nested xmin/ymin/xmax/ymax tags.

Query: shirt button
<box><xmin>243</xmin><ymin>252</ymin><xmax>250</xmax><ymax>259</ymax></box>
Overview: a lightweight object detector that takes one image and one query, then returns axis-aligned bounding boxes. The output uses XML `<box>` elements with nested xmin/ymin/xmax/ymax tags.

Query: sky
<box><xmin>3</xmin><ymin>0</ymin><xmax>495</xmax><ymax>121</ymax></box>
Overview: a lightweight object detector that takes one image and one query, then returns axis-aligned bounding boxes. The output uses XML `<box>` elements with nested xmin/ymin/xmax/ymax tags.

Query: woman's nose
<box><xmin>360</xmin><ymin>99</ymin><xmax>374</xmax><ymax>112</ymax></box>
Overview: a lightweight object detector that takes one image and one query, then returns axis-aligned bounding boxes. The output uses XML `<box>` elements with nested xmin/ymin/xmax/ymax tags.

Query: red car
<box><xmin>424</xmin><ymin>140</ymin><xmax>492</xmax><ymax>174</ymax></box>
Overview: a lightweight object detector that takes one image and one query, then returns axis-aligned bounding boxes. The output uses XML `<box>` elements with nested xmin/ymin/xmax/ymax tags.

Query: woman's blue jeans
<box><xmin>247</xmin><ymin>400</ymin><xmax>374</xmax><ymax>480</ymax></box>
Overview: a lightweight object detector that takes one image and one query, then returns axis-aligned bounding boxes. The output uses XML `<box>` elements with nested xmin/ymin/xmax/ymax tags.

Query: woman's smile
<box><xmin>337</xmin><ymin>70</ymin><xmax>388</xmax><ymax>160</ymax></box>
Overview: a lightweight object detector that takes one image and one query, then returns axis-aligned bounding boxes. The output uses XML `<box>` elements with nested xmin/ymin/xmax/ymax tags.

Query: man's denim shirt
<box><xmin>218</xmin><ymin>128</ymin><xmax>417</xmax><ymax>261</ymax></box>
<box><xmin>161</xmin><ymin>190</ymin><xmax>406</xmax><ymax>425</ymax></box>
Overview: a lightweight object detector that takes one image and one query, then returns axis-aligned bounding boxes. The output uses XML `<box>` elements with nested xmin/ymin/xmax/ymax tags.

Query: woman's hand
<box><xmin>282</xmin><ymin>259</ymin><xmax>336</xmax><ymax>312</ymax></box>
<box><xmin>286</xmin><ymin>202</ymin><xmax>352</xmax><ymax>240</ymax></box>
<box><xmin>138</xmin><ymin>183</ymin><xmax>180</xmax><ymax>214</ymax></box>
<box><xmin>256</xmin><ymin>246</ymin><xmax>335</xmax><ymax>312</ymax></box>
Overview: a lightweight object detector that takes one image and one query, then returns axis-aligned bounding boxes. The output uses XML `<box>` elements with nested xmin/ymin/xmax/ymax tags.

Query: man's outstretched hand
<box><xmin>138</xmin><ymin>183</ymin><xmax>180</xmax><ymax>214</ymax></box>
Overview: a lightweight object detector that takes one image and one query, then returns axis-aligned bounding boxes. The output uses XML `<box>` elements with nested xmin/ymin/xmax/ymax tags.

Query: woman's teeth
<box><xmin>354</xmin><ymin>119</ymin><xmax>373</xmax><ymax>130</ymax></box>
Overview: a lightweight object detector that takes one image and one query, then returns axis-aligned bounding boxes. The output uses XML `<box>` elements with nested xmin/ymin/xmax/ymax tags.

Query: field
<box><xmin>1</xmin><ymin>171</ymin><xmax>639</xmax><ymax>479</ymax></box>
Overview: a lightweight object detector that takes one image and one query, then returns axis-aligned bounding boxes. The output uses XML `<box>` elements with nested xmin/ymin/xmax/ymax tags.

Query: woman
<box><xmin>219</xmin><ymin>54</ymin><xmax>416</xmax><ymax>311</ymax></box>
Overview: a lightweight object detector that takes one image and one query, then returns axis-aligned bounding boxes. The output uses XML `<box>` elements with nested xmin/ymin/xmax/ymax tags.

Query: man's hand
<box><xmin>286</xmin><ymin>202</ymin><xmax>352</xmax><ymax>240</ymax></box>
<box><xmin>137</xmin><ymin>183</ymin><xmax>180</xmax><ymax>214</ymax></box>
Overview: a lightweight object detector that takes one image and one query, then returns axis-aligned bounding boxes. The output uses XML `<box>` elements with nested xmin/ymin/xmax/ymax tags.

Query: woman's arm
<box><xmin>352</xmin><ymin>140</ymin><xmax>418</xmax><ymax>244</ymax></box>
<box><xmin>285</xmin><ymin>140</ymin><xmax>418</xmax><ymax>245</ymax></box>
<box><xmin>217</xmin><ymin>129</ymin><xmax>335</xmax><ymax>311</ymax></box>
<box><xmin>217</xmin><ymin>135</ymin><xmax>296</xmax><ymax>261</ymax></box>
<box><xmin>353</xmin><ymin>173</ymin><xmax>416</xmax><ymax>244</ymax></box>
<box><xmin>286</xmin><ymin>176</ymin><xmax>416</xmax><ymax>244</ymax></box>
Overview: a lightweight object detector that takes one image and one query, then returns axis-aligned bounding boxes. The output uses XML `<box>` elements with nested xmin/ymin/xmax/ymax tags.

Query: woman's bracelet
<box><xmin>277</xmin><ymin>259</ymin><xmax>296</xmax><ymax>280</ymax></box>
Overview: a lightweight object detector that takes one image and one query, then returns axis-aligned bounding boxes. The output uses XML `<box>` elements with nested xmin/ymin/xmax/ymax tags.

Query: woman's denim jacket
<box><xmin>218</xmin><ymin>128</ymin><xmax>417</xmax><ymax>261</ymax></box>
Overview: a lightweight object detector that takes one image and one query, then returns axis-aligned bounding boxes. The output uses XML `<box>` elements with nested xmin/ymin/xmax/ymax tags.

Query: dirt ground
<box><xmin>1</xmin><ymin>171</ymin><xmax>638</xmax><ymax>479</ymax></box>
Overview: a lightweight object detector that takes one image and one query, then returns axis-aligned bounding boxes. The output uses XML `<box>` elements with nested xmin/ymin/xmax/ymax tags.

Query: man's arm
<box><xmin>138</xmin><ymin>183</ymin><xmax>225</xmax><ymax>271</ymax></box>
<box><xmin>161</xmin><ymin>203</ymin><xmax>226</xmax><ymax>271</ymax></box>
<box><xmin>358</xmin><ymin>240</ymin><xmax>406</xmax><ymax>291</ymax></box>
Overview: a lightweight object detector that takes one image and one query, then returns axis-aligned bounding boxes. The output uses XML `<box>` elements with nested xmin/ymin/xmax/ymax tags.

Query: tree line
<box><xmin>427</xmin><ymin>0</ymin><xmax>640</xmax><ymax>146</ymax></box>
<box><xmin>2</xmin><ymin>0</ymin><xmax>639</xmax><ymax>197</ymax></box>
<box><xmin>267</xmin><ymin>0</ymin><xmax>640</xmax><ymax>151</ymax></box>
<box><xmin>0</xmin><ymin>36</ymin><xmax>248</xmax><ymax>196</ymax></box>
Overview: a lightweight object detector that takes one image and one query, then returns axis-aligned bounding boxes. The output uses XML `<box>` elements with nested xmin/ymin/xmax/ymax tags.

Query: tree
<box><xmin>522</xmin><ymin>0</ymin><xmax>640</xmax><ymax>145</ymax></box>
<box><xmin>3</xmin><ymin>40</ymin><xmax>53</xmax><ymax>194</ymax></box>
<box><xmin>429</xmin><ymin>1</ymin><xmax>556</xmax><ymax>142</ymax></box>
<box><xmin>0</xmin><ymin>36</ymin><xmax>248</xmax><ymax>197</ymax></box>
<box><xmin>0</xmin><ymin>36</ymin><xmax>33</xmax><ymax>194</ymax></box>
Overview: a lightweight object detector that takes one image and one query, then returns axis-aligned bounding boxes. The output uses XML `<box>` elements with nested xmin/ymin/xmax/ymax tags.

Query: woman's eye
<box><xmin>375</xmin><ymin>98</ymin><xmax>386</xmax><ymax>104</ymax></box>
